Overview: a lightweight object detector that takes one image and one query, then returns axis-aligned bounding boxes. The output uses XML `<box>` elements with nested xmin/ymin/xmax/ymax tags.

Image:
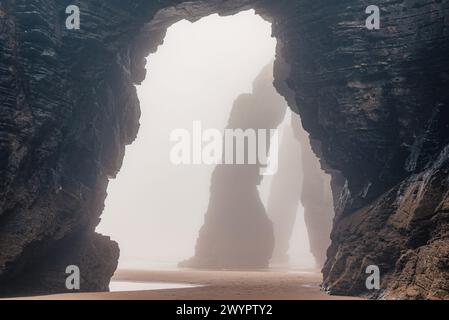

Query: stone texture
<box><xmin>0</xmin><ymin>232</ymin><xmax>119</xmax><ymax>297</ymax></box>
<box><xmin>1</xmin><ymin>0</ymin><xmax>448</xmax><ymax>298</ymax></box>
<box><xmin>0</xmin><ymin>0</ymin><xmax>146</xmax><ymax>295</ymax></box>
<box><xmin>322</xmin><ymin>145</ymin><xmax>449</xmax><ymax>299</ymax></box>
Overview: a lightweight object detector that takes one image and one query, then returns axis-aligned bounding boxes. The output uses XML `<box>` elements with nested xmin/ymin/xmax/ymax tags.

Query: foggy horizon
<box><xmin>96</xmin><ymin>10</ymin><xmax>316</xmax><ymax>271</ymax></box>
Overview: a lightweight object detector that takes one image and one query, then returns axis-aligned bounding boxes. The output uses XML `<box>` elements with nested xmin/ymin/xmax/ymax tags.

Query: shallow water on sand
<box><xmin>109</xmin><ymin>281</ymin><xmax>199</xmax><ymax>292</ymax></box>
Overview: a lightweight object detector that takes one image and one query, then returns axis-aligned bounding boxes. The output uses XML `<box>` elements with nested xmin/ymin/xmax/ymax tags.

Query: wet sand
<box><xmin>11</xmin><ymin>269</ymin><xmax>360</xmax><ymax>300</ymax></box>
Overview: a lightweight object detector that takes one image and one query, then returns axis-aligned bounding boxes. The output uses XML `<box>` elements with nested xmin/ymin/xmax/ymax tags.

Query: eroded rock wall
<box><xmin>1</xmin><ymin>0</ymin><xmax>448</xmax><ymax>298</ymax></box>
<box><xmin>0</xmin><ymin>0</ymin><xmax>266</xmax><ymax>296</ymax></box>
<box><xmin>0</xmin><ymin>0</ymin><xmax>158</xmax><ymax>295</ymax></box>
<box><xmin>274</xmin><ymin>1</ymin><xmax>449</xmax><ymax>299</ymax></box>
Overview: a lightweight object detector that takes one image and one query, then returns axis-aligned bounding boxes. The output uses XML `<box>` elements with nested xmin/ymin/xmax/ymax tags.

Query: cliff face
<box><xmin>277</xmin><ymin>1</ymin><xmax>449</xmax><ymax>299</ymax></box>
<box><xmin>1</xmin><ymin>0</ymin><xmax>448</xmax><ymax>298</ymax></box>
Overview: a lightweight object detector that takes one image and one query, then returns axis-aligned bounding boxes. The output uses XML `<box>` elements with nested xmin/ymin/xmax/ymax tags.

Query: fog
<box><xmin>97</xmin><ymin>10</ymin><xmax>315</xmax><ymax>270</ymax></box>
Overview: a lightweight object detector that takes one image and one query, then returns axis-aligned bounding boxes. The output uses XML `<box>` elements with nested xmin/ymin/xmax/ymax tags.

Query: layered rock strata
<box><xmin>1</xmin><ymin>0</ymin><xmax>448</xmax><ymax>298</ymax></box>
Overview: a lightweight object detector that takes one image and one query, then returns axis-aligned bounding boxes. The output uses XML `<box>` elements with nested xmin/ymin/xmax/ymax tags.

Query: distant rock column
<box><xmin>267</xmin><ymin>112</ymin><xmax>334</xmax><ymax>268</ymax></box>
<box><xmin>180</xmin><ymin>62</ymin><xmax>286</xmax><ymax>268</ymax></box>
<box><xmin>267</xmin><ymin>117</ymin><xmax>303</xmax><ymax>265</ymax></box>
<box><xmin>293</xmin><ymin>117</ymin><xmax>334</xmax><ymax>267</ymax></box>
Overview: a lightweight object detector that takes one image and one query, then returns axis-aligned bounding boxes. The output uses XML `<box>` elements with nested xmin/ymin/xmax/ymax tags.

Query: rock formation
<box><xmin>294</xmin><ymin>116</ymin><xmax>334</xmax><ymax>268</ymax></box>
<box><xmin>266</xmin><ymin>115</ymin><xmax>303</xmax><ymax>265</ymax></box>
<box><xmin>268</xmin><ymin>112</ymin><xmax>334</xmax><ymax>267</ymax></box>
<box><xmin>1</xmin><ymin>0</ymin><xmax>448</xmax><ymax>298</ymax></box>
<box><xmin>181</xmin><ymin>63</ymin><xmax>286</xmax><ymax>268</ymax></box>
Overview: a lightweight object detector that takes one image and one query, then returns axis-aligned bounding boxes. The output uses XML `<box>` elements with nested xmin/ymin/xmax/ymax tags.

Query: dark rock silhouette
<box><xmin>294</xmin><ymin>117</ymin><xmax>334</xmax><ymax>267</ymax></box>
<box><xmin>181</xmin><ymin>63</ymin><xmax>286</xmax><ymax>268</ymax></box>
<box><xmin>183</xmin><ymin>165</ymin><xmax>274</xmax><ymax>268</ymax></box>
<box><xmin>266</xmin><ymin>115</ymin><xmax>302</xmax><ymax>265</ymax></box>
<box><xmin>0</xmin><ymin>233</ymin><xmax>118</xmax><ymax>297</ymax></box>
<box><xmin>1</xmin><ymin>0</ymin><xmax>448</xmax><ymax>298</ymax></box>
<box><xmin>268</xmin><ymin>112</ymin><xmax>333</xmax><ymax>267</ymax></box>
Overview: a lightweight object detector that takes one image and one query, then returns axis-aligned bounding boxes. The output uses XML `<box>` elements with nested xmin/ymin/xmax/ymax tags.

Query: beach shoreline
<box><xmin>7</xmin><ymin>269</ymin><xmax>361</xmax><ymax>300</ymax></box>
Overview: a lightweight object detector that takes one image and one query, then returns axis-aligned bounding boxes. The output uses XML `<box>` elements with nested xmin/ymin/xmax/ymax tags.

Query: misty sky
<box><xmin>97</xmin><ymin>10</ymin><xmax>315</xmax><ymax>270</ymax></box>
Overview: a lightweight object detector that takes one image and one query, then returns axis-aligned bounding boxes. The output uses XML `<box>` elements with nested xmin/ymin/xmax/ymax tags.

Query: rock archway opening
<box><xmin>1</xmin><ymin>0</ymin><xmax>447</xmax><ymax>300</ymax></box>
<box><xmin>96</xmin><ymin>9</ymin><xmax>333</xmax><ymax>272</ymax></box>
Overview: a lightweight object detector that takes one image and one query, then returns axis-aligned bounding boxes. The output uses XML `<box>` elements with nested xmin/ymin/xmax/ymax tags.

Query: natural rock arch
<box><xmin>0</xmin><ymin>0</ymin><xmax>448</xmax><ymax>299</ymax></box>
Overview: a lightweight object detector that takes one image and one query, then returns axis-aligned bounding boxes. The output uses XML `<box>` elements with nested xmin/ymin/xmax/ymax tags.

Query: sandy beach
<box><xmin>11</xmin><ymin>269</ymin><xmax>361</xmax><ymax>300</ymax></box>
